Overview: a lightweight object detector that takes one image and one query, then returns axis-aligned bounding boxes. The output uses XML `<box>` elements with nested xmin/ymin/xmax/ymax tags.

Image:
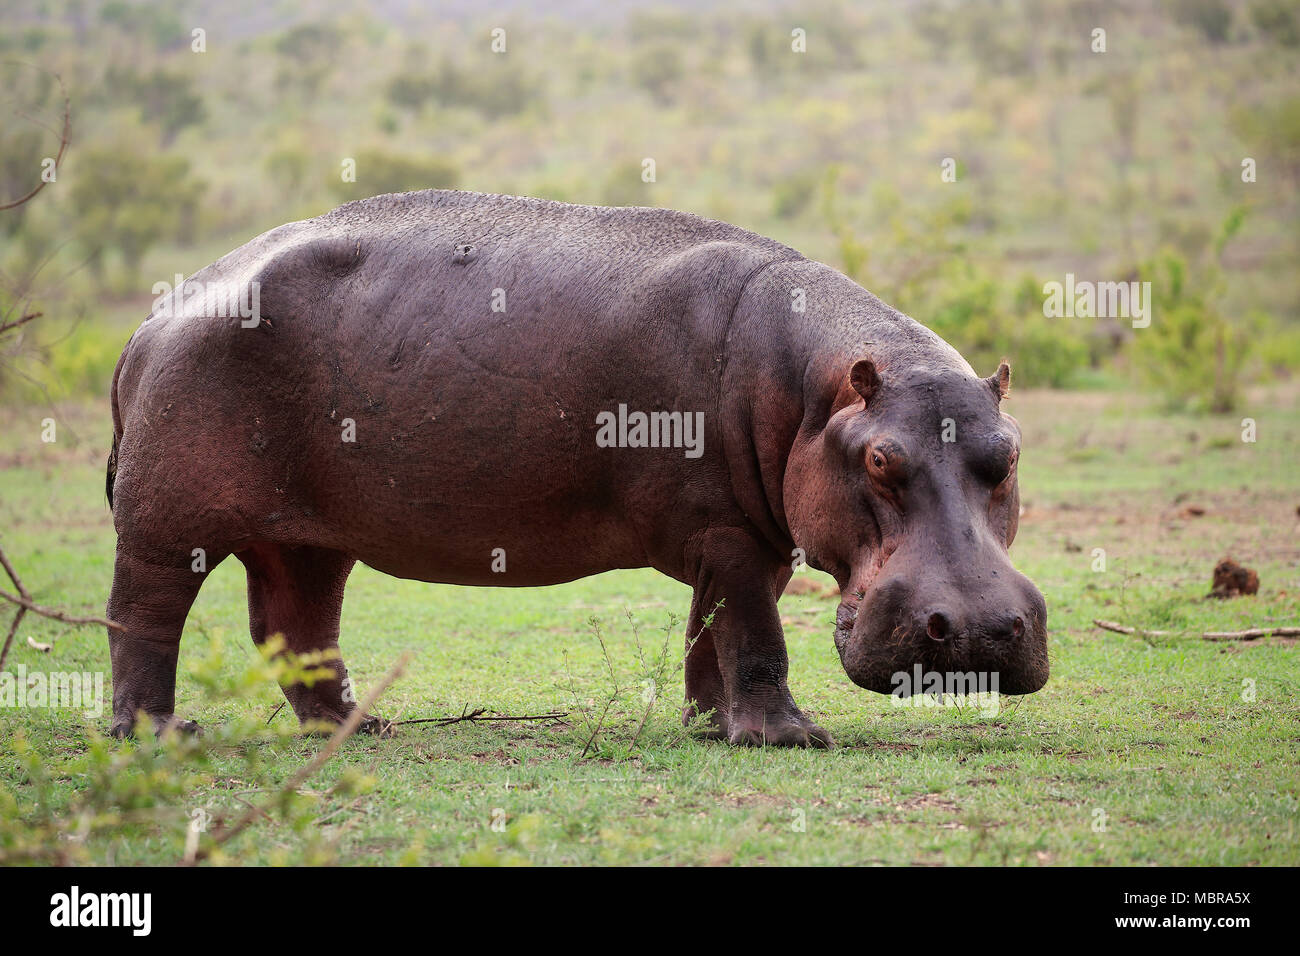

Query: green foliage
<box><xmin>1170</xmin><ymin>0</ymin><xmax>1235</xmax><ymax>44</ymax></box>
<box><xmin>0</xmin><ymin>63</ymin><xmax>61</xmax><ymax>236</ymax></box>
<box><xmin>631</xmin><ymin>43</ymin><xmax>685</xmax><ymax>105</ymax></box>
<box><xmin>771</xmin><ymin>169</ymin><xmax>821</xmax><ymax>220</ymax></box>
<box><xmin>0</xmin><ymin>635</ymin><xmax>371</xmax><ymax>866</ymax></box>
<box><xmin>99</xmin><ymin>0</ymin><xmax>184</xmax><ymax>52</ymax></box>
<box><xmin>1230</xmin><ymin>95</ymin><xmax>1300</xmax><ymax>185</ymax></box>
<box><xmin>563</xmin><ymin>605</ymin><xmax>718</xmax><ymax>761</ymax></box>
<box><xmin>601</xmin><ymin>160</ymin><xmax>653</xmax><ymax>207</ymax></box>
<box><xmin>68</xmin><ymin>147</ymin><xmax>205</xmax><ymax>288</ymax></box>
<box><xmin>386</xmin><ymin>56</ymin><xmax>545</xmax><ymax>119</ymax></box>
<box><xmin>1129</xmin><ymin>230</ymin><xmax>1257</xmax><ymax>412</ymax></box>
<box><xmin>823</xmin><ymin>175</ymin><xmax>1089</xmax><ymax>387</ymax></box>
<box><xmin>1252</xmin><ymin>0</ymin><xmax>1300</xmax><ymax>46</ymax></box>
<box><xmin>273</xmin><ymin>24</ymin><xmax>344</xmax><ymax>99</ymax></box>
<box><xmin>101</xmin><ymin>66</ymin><xmax>207</xmax><ymax>146</ymax></box>
<box><xmin>42</xmin><ymin>320</ymin><xmax>122</xmax><ymax>400</ymax></box>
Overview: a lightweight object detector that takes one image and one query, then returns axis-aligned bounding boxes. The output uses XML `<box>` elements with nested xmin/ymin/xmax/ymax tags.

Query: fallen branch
<box><xmin>0</xmin><ymin>541</ymin><xmax>124</xmax><ymax>671</ymax></box>
<box><xmin>1203</xmin><ymin>627</ymin><xmax>1300</xmax><ymax>642</ymax></box>
<box><xmin>390</xmin><ymin>703</ymin><xmax>568</xmax><ymax>727</ymax></box>
<box><xmin>1094</xmin><ymin>619</ymin><xmax>1299</xmax><ymax>642</ymax></box>
<box><xmin>185</xmin><ymin>652</ymin><xmax>411</xmax><ymax>865</ymax></box>
<box><xmin>1093</xmin><ymin>619</ymin><xmax>1169</xmax><ymax>637</ymax></box>
<box><xmin>0</xmin><ymin>588</ymin><xmax>123</xmax><ymax>630</ymax></box>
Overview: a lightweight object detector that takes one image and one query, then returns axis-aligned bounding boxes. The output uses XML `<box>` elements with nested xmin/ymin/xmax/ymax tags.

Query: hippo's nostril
<box><xmin>926</xmin><ymin>612</ymin><xmax>949</xmax><ymax>642</ymax></box>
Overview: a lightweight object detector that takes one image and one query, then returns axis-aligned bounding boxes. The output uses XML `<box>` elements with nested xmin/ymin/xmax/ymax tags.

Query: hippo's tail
<box><xmin>106</xmin><ymin>433</ymin><xmax>118</xmax><ymax>511</ymax></box>
<box><xmin>107</xmin><ymin>331</ymin><xmax>132</xmax><ymax>513</ymax></box>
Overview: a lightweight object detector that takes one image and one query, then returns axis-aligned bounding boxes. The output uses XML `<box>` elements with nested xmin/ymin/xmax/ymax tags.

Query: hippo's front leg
<box><xmin>682</xmin><ymin>527</ymin><xmax>833</xmax><ymax>748</ymax></box>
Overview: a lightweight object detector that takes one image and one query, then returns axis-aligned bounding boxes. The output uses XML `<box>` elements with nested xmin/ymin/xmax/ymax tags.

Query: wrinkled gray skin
<box><xmin>106</xmin><ymin>190</ymin><xmax>1048</xmax><ymax>747</ymax></box>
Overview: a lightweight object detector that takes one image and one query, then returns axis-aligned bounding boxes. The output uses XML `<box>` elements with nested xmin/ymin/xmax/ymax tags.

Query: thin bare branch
<box><xmin>0</xmin><ymin>68</ymin><xmax>70</xmax><ymax>211</ymax></box>
<box><xmin>1094</xmin><ymin>618</ymin><xmax>1299</xmax><ymax>641</ymax></box>
<box><xmin>390</xmin><ymin>706</ymin><xmax>568</xmax><ymax>727</ymax></box>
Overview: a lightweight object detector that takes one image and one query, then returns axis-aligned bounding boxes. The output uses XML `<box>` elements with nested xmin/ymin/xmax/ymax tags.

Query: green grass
<box><xmin>1</xmin><ymin>387</ymin><xmax>1297</xmax><ymax>866</ymax></box>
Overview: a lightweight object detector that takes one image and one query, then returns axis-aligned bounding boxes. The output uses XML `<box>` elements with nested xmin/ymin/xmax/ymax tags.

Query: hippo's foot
<box><xmin>299</xmin><ymin>711</ymin><xmax>397</xmax><ymax>738</ymax></box>
<box><xmin>357</xmin><ymin>713</ymin><xmax>398</xmax><ymax>738</ymax></box>
<box><xmin>109</xmin><ymin>713</ymin><xmax>203</xmax><ymax>740</ymax></box>
<box><xmin>726</xmin><ymin>708</ymin><xmax>834</xmax><ymax>749</ymax></box>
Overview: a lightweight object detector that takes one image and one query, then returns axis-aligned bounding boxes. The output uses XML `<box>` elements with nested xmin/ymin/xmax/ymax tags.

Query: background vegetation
<box><xmin>1</xmin><ymin>0</ymin><xmax>1298</xmax><ymax>405</ymax></box>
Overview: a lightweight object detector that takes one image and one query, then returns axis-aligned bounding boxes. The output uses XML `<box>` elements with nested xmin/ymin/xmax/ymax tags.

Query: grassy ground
<box><xmin>1</xmin><ymin>386</ymin><xmax>1297</xmax><ymax>866</ymax></box>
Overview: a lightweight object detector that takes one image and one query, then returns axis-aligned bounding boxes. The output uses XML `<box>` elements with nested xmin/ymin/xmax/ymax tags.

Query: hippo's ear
<box><xmin>987</xmin><ymin>361</ymin><xmax>1011</xmax><ymax>401</ymax></box>
<box><xmin>850</xmin><ymin>358</ymin><xmax>881</xmax><ymax>407</ymax></box>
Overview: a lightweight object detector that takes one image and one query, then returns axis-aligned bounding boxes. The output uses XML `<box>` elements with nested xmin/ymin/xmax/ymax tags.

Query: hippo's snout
<box><xmin>834</xmin><ymin>567</ymin><xmax>1049</xmax><ymax>696</ymax></box>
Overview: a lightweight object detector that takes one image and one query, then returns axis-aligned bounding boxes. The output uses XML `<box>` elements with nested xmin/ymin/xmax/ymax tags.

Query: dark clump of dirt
<box><xmin>1207</xmin><ymin>558</ymin><xmax>1259</xmax><ymax>599</ymax></box>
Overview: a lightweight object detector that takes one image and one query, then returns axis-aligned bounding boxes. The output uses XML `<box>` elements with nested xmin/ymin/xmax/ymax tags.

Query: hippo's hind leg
<box><xmin>683</xmin><ymin>527</ymin><xmax>833</xmax><ymax>748</ymax></box>
<box><xmin>683</xmin><ymin>592</ymin><xmax>730</xmax><ymax>739</ymax></box>
<box><xmin>107</xmin><ymin>545</ymin><xmax>220</xmax><ymax>738</ymax></box>
<box><xmin>236</xmin><ymin>543</ymin><xmax>387</xmax><ymax>736</ymax></box>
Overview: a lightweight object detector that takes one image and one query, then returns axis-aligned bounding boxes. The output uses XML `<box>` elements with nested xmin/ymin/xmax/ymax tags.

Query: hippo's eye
<box><xmin>865</xmin><ymin>440</ymin><xmax>905</xmax><ymax>486</ymax></box>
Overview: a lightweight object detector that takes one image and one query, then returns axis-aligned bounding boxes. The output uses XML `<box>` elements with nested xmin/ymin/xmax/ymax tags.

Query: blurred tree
<box><xmin>104</xmin><ymin>67</ymin><xmax>207</xmax><ymax>147</ymax></box>
<box><xmin>771</xmin><ymin>169</ymin><xmax>821</xmax><ymax>220</ymax></box>
<box><xmin>69</xmin><ymin>147</ymin><xmax>205</xmax><ymax>288</ymax></box>
<box><xmin>274</xmin><ymin>23</ymin><xmax>343</xmax><ymax>99</ymax></box>
<box><xmin>1106</xmin><ymin>71</ymin><xmax>1142</xmax><ymax>262</ymax></box>
<box><xmin>98</xmin><ymin>0</ymin><xmax>184</xmax><ymax>52</ymax></box>
<box><xmin>330</xmin><ymin>150</ymin><xmax>459</xmax><ymax>201</ymax></box>
<box><xmin>601</xmin><ymin>160</ymin><xmax>653</xmax><ymax>207</ymax></box>
<box><xmin>1170</xmin><ymin>0</ymin><xmax>1234</xmax><ymax>44</ymax></box>
<box><xmin>386</xmin><ymin>70</ymin><xmax>433</xmax><ymax>112</ymax></box>
<box><xmin>631</xmin><ymin>43</ymin><xmax>684</xmax><ymax>105</ymax></box>
<box><xmin>1251</xmin><ymin>0</ymin><xmax>1300</xmax><ymax>46</ymax></box>
<box><xmin>0</xmin><ymin>64</ymin><xmax>62</xmax><ymax>235</ymax></box>
<box><xmin>0</xmin><ymin>128</ymin><xmax>46</xmax><ymax>237</ymax></box>
<box><xmin>1231</xmin><ymin>96</ymin><xmax>1300</xmax><ymax>188</ymax></box>
<box><xmin>403</xmin><ymin>55</ymin><xmax>545</xmax><ymax>119</ymax></box>
<box><xmin>265</xmin><ymin>143</ymin><xmax>311</xmax><ymax>204</ymax></box>
<box><xmin>1130</xmin><ymin>209</ymin><xmax>1254</xmax><ymax>411</ymax></box>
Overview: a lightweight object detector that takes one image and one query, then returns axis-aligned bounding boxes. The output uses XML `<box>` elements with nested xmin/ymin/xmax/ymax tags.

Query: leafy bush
<box><xmin>1128</xmin><ymin>248</ymin><xmax>1255</xmax><ymax>412</ymax></box>
<box><xmin>1252</xmin><ymin>0</ymin><xmax>1300</xmax><ymax>45</ymax></box>
<box><xmin>0</xmin><ymin>635</ymin><xmax>374</xmax><ymax>866</ymax></box>
<box><xmin>1170</xmin><ymin>0</ymin><xmax>1234</xmax><ymax>44</ymax></box>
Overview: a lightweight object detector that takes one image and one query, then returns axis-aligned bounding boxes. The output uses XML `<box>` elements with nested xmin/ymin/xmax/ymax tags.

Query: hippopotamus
<box><xmin>106</xmin><ymin>189</ymin><xmax>1048</xmax><ymax>747</ymax></box>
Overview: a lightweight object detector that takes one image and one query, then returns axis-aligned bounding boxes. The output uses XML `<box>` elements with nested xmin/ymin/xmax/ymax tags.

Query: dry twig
<box><xmin>390</xmin><ymin>703</ymin><xmax>568</xmax><ymax>727</ymax></box>
<box><xmin>1094</xmin><ymin>618</ymin><xmax>1299</xmax><ymax>642</ymax></box>
<box><xmin>0</xmin><ymin>542</ymin><xmax>123</xmax><ymax>671</ymax></box>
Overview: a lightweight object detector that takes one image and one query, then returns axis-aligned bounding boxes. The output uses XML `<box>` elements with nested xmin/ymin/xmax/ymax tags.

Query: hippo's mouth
<box><xmin>831</xmin><ymin>592</ymin><xmax>1050</xmax><ymax>696</ymax></box>
<box><xmin>832</xmin><ymin>596</ymin><xmax>860</xmax><ymax>657</ymax></box>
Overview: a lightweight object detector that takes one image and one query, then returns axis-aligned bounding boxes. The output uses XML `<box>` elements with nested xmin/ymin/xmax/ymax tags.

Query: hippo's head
<box><xmin>786</xmin><ymin>357</ymin><xmax>1048</xmax><ymax>696</ymax></box>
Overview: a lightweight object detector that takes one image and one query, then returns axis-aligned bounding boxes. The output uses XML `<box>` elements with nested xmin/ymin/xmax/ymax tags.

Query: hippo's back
<box><xmin>212</xmin><ymin>190</ymin><xmax>799</xmax><ymax>327</ymax></box>
<box><xmin>110</xmin><ymin>191</ymin><xmax>804</xmax><ymax>584</ymax></box>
